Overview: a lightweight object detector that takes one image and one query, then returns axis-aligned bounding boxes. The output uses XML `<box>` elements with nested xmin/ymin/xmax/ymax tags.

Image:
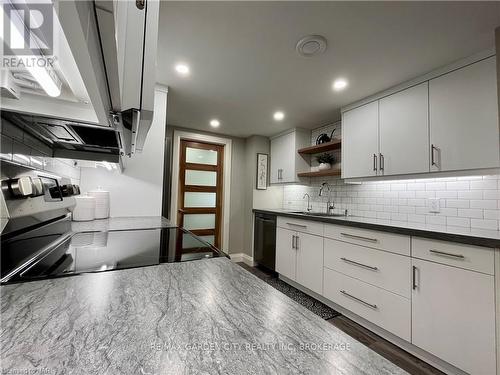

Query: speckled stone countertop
<box><xmin>1</xmin><ymin>258</ymin><xmax>406</xmax><ymax>375</ymax></box>
<box><xmin>71</xmin><ymin>216</ymin><xmax>173</xmax><ymax>233</ymax></box>
<box><xmin>254</xmin><ymin>209</ymin><xmax>500</xmax><ymax>248</ymax></box>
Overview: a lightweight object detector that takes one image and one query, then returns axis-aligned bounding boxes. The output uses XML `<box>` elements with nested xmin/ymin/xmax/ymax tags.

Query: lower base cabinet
<box><xmin>412</xmin><ymin>259</ymin><xmax>496</xmax><ymax>375</ymax></box>
<box><xmin>276</xmin><ymin>227</ymin><xmax>323</xmax><ymax>294</ymax></box>
<box><xmin>273</xmin><ymin>217</ymin><xmax>498</xmax><ymax>374</ymax></box>
<box><xmin>323</xmin><ymin>267</ymin><xmax>411</xmax><ymax>341</ymax></box>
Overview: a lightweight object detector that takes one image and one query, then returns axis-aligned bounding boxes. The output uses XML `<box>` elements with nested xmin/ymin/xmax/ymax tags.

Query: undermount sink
<box><xmin>291</xmin><ymin>211</ymin><xmax>346</xmax><ymax>218</ymax></box>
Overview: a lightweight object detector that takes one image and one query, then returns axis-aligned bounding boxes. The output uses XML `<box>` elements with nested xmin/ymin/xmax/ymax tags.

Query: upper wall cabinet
<box><xmin>342</xmin><ymin>54</ymin><xmax>499</xmax><ymax>179</ymax></box>
<box><xmin>342</xmin><ymin>83</ymin><xmax>429</xmax><ymax>179</ymax></box>
<box><xmin>379</xmin><ymin>82</ymin><xmax>429</xmax><ymax>176</ymax></box>
<box><xmin>270</xmin><ymin>129</ymin><xmax>310</xmax><ymax>184</ymax></box>
<box><xmin>429</xmin><ymin>57</ymin><xmax>499</xmax><ymax>172</ymax></box>
<box><xmin>342</xmin><ymin>101</ymin><xmax>379</xmax><ymax>179</ymax></box>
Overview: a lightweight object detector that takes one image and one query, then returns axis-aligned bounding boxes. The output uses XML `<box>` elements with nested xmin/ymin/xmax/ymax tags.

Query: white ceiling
<box><xmin>157</xmin><ymin>1</ymin><xmax>500</xmax><ymax>138</ymax></box>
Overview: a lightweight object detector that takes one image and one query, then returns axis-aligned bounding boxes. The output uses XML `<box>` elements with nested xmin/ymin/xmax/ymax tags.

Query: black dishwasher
<box><xmin>254</xmin><ymin>212</ymin><xmax>276</xmax><ymax>271</ymax></box>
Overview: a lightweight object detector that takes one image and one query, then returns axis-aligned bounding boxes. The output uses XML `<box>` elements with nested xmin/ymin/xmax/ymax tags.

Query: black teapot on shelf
<box><xmin>315</xmin><ymin>128</ymin><xmax>336</xmax><ymax>145</ymax></box>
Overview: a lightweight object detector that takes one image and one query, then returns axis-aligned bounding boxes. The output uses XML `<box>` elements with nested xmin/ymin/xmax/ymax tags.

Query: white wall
<box><xmin>79</xmin><ymin>87</ymin><xmax>168</xmax><ymax>217</ymax></box>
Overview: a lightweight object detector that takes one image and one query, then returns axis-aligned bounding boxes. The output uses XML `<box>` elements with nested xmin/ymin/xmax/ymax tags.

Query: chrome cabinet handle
<box><xmin>340</xmin><ymin>232</ymin><xmax>378</xmax><ymax>243</ymax></box>
<box><xmin>286</xmin><ymin>222</ymin><xmax>307</xmax><ymax>228</ymax></box>
<box><xmin>431</xmin><ymin>144</ymin><xmax>438</xmax><ymax>167</ymax></box>
<box><xmin>341</xmin><ymin>257</ymin><xmax>378</xmax><ymax>271</ymax></box>
<box><xmin>295</xmin><ymin>235</ymin><xmax>299</xmax><ymax>250</ymax></box>
<box><xmin>291</xmin><ymin>235</ymin><xmax>295</xmax><ymax>249</ymax></box>
<box><xmin>379</xmin><ymin>153</ymin><xmax>384</xmax><ymax>171</ymax></box>
<box><xmin>429</xmin><ymin>249</ymin><xmax>465</xmax><ymax>259</ymax></box>
<box><xmin>340</xmin><ymin>290</ymin><xmax>377</xmax><ymax>309</ymax></box>
<box><xmin>373</xmin><ymin>154</ymin><xmax>377</xmax><ymax>171</ymax></box>
<box><xmin>412</xmin><ymin>265</ymin><xmax>418</xmax><ymax>290</ymax></box>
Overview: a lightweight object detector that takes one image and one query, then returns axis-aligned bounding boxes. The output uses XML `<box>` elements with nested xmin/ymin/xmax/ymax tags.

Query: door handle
<box><xmin>429</xmin><ymin>249</ymin><xmax>465</xmax><ymax>259</ymax></box>
<box><xmin>373</xmin><ymin>154</ymin><xmax>377</xmax><ymax>171</ymax></box>
<box><xmin>340</xmin><ymin>232</ymin><xmax>378</xmax><ymax>243</ymax></box>
<box><xmin>291</xmin><ymin>235</ymin><xmax>295</xmax><ymax>249</ymax></box>
<box><xmin>431</xmin><ymin>144</ymin><xmax>438</xmax><ymax>167</ymax></box>
<box><xmin>340</xmin><ymin>257</ymin><xmax>378</xmax><ymax>271</ymax></box>
<box><xmin>412</xmin><ymin>265</ymin><xmax>418</xmax><ymax>290</ymax></box>
<box><xmin>379</xmin><ymin>153</ymin><xmax>384</xmax><ymax>171</ymax></box>
<box><xmin>295</xmin><ymin>235</ymin><xmax>299</xmax><ymax>250</ymax></box>
<box><xmin>340</xmin><ymin>290</ymin><xmax>377</xmax><ymax>309</ymax></box>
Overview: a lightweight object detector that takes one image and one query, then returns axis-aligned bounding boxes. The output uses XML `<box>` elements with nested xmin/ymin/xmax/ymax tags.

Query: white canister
<box><xmin>72</xmin><ymin>196</ymin><xmax>96</xmax><ymax>221</ymax></box>
<box><xmin>87</xmin><ymin>188</ymin><xmax>110</xmax><ymax>219</ymax></box>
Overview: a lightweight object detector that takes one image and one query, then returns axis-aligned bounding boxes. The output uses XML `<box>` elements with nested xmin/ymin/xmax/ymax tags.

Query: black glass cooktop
<box><xmin>1</xmin><ymin>223</ymin><xmax>224</xmax><ymax>284</ymax></box>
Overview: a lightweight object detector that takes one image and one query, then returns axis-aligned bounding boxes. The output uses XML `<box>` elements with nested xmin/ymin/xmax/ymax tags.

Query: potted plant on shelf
<box><xmin>316</xmin><ymin>153</ymin><xmax>336</xmax><ymax>171</ymax></box>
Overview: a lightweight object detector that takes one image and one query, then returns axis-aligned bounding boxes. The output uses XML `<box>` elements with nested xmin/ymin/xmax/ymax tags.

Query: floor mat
<box><xmin>237</xmin><ymin>263</ymin><xmax>341</xmax><ymax>320</ymax></box>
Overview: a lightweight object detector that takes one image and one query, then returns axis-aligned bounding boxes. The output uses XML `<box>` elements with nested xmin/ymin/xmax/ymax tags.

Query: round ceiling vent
<box><xmin>296</xmin><ymin>35</ymin><xmax>327</xmax><ymax>57</ymax></box>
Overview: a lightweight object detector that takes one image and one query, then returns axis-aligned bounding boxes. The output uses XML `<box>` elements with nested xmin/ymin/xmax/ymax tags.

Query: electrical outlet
<box><xmin>428</xmin><ymin>198</ymin><xmax>440</xmax><ymax>213</ymax></box>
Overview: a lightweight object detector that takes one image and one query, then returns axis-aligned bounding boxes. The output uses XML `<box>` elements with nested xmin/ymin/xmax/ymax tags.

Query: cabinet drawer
<box><xmin>324</xmin><ymin>238</ymin><xmax>411</xmax><ymax>298</ymax></box>
<box><xmin>323</xmin><ymin>268</ymin><xmax>411</xmax><ymax>341</ymax></box>
<box><xmin>324</xmin><ymin>224</ymin><xmax>410</xmax><ymax>256</ymax></box>
<box><xmin>411</xmin><ymin>237</ymin><xmax>494</xmax><ymax>275</ymax></box>
<box><xmin>277</xmin><ymin>217</ymin><xmax>323</xmax><ymax>236</ymax></box>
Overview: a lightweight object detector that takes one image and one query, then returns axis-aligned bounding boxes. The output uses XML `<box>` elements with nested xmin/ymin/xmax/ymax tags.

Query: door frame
<box><xmin>171</xmin><ymin>129</ymin><xmax>232</xmax><ymax>253</ymax></box>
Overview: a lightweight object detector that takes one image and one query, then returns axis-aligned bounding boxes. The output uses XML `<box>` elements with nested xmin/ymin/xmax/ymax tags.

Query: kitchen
<box><xmin>1</xmin><ymin>1</ymin><xmax>500</xmax><ymax>375</ymax></box>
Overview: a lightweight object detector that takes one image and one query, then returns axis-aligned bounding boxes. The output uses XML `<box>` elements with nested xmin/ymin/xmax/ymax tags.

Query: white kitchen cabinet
<box><xmin>342</xmin><ymin>101</ymin><xmax>379</xmax><ymax>179</ymax></box>
<box><xmin>412</xmin><ymin>258</ymin><xmax>496</xmax><ymax>375</ymax></box>
<box><xmin>275</xmin><ymin>227</ymin><xmax>296</xmax><ymax>280</ymax></box>
<box><xmin>270</xmin><ymin>129</ymin><xmax>312</xmax><ymax>183</ymax></box>
<box><xmin>295</xmin><ymin>232</ymin><xmax>323</xmax><ymax>294</ymax></box>
<box><xmin>379</xmin><ymin>83</ymin><xmax>429</xmax><ymax>176</ymax></box>
<box><xmin>429</xmin><ymin>56</ymin><xmax>499</xmax><ymax>172</ymax></box>
<box><xmin>275</xmin><ymin>227</ymin><xmax>323</xmax><ymax>294</ymax></box>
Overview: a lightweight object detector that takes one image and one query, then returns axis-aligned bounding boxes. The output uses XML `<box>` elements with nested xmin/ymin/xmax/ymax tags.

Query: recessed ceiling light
<box><xmin>210</xmin><ymin>119</ymin><xmax>220</xmax><ymax>128</ymax></box>
<box><xmin>273</xmin><ymin>111</ymin><xmax>285</xmax><ymax>121</ymax></box>
<box><xmin>175</xmin><ymin>63</ymin><xmax>190</xmax><ymax>76</ymax></box>
<box><xmin>332</xmin><ymin>78</ymin><xmax>348</xmax><ymax>91</ymax></box>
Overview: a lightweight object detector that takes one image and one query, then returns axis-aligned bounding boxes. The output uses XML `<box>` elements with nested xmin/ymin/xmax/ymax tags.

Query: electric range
<box><xmin>1</xmin><ymin>217</ymin><xmax>225</xmax><ymax>284</ymax></box>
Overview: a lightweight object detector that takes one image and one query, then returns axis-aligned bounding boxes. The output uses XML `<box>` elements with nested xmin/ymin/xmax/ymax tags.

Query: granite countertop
<box><xmin>1</xmin><ymin>258</ymin><xmax>406</xmax><ymax>375</ymax></box>
<box><xmin>254</xmin><ymin>208</ymin><xmax>500</xmax><ymax>248</ymax></box>
<box><xmin>71</xmin><ymin>216</ymin><xmax>173</xmax><ymax>233</ymax></box>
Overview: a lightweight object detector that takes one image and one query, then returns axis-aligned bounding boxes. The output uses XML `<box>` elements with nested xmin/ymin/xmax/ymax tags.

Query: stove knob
<box><xmin>31</xmin><ymin>178</ymin><xmax>44</xmax><ymax>197</ymax></box>
<box><xmin>9</xmin><ymin>176</ymin><xmax>33</xmax><ymax>198</ymax></box>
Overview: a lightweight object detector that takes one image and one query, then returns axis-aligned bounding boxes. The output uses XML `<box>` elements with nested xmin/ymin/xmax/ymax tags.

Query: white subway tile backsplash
<box><xmin>446</xmin><ymin>217</ymin><xmax>470</xmax><ymax>228</ymax></box>
<box><xmin>470</xmin><ymin>200</ymin><xmax>497</xmax><ymax>209</ymax></box>
<box><xmin>457</xmin><ymin>190</ymin><xmax>483</xmax><ymax>200</ymax></box>
<box><xmin>446</xmin><ymin>181</ymin><xmax>470</xmax><ymax>190</ymax></box>
<box><xmin>446</xmin><ymin>200</ymin><xmax>470</xmax><ymax>209</ymax></box>
<box><xmin>457</xmin><ymin>208</ymin><xmax>483</xmax><ymax>219</ymax></box>
<box><xmin>426</xmin><ymin>215</ymin><xmax>446</xmax><ymax>225</ymax></box>
<box><xmin>470</xmin><ymin>180</ymin><xmax>497</xmax><ymax>190</ymax></box>
<box><xmin>470</xmin><ymin>219</ymin><xmax>498</xmax><ymax>230</ymax></box>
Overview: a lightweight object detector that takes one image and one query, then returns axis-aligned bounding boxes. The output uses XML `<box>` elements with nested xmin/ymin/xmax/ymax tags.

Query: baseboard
<box><xmin>229</xmin><ymin>253</ymin><xmax>254</xmax><ymax>266</ymax></box>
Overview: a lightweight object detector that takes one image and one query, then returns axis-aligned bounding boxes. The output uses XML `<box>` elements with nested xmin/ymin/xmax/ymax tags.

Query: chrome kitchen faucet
<box><xmin>319</xmin><ymin>182</ymin><xmax>335</xmax><ymax>215</ymax></box>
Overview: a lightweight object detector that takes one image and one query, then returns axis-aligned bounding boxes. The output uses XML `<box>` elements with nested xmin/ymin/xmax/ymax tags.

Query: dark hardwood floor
<box><xmin>237</xmin><ymin>262</ymin><xmax>445</xmax><ymax>375</ymax></box>
<box><xmin>327</xmin><ymin>316</ymin><xmax>444</xmax><ymax>375</ymax></box>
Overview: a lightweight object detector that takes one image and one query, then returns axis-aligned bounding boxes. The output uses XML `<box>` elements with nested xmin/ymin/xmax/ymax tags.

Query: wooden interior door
<box><xmin>178</xmin><ymin>140</ymin><xmax>224</xmax><ymax>248</ymax></box>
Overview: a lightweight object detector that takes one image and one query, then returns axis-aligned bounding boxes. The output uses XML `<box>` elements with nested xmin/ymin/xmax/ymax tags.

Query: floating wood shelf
<box><xmin>297</xmin><ymin>169</ymin><xmax>341</xmax><ymax>178</ymax></box>
<box><xmin>297</xmin><ymin>139</ymin><xmax>341</xmax><ymax>154</ymax></box>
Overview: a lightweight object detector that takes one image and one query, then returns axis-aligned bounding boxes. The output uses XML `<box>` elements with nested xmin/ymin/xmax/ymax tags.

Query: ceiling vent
<box><xmin>296</xmin><ymin>35</ymin><xmax>327</xmax><ymax>57</ymax></box>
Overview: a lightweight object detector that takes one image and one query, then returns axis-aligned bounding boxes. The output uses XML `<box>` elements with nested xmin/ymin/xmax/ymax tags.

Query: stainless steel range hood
<box><xmin>1</xmin><ymin>111</ymin><xmax>122</xmax><ymax>163</ymax></box>
<box><xmin>0</xmin><ymin>0</ymin><xmax>160</xmax><ymax>161</ymax></box>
